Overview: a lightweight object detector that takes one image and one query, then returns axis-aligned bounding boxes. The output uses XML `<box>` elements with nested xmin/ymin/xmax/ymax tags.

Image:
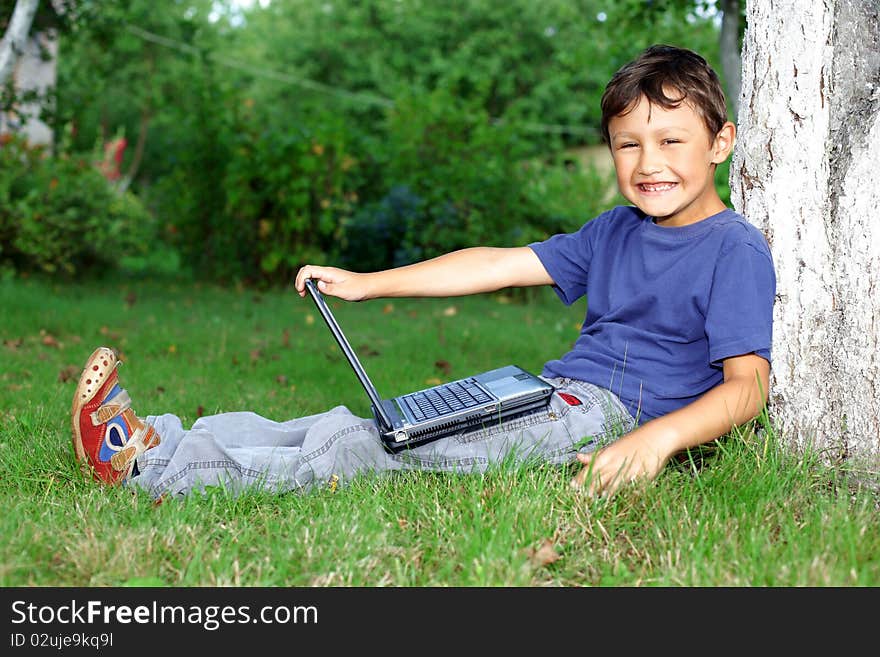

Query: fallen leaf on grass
<box><xmin>40</xmin><ymin>331</ymin><xmax>60</xmax><ymax>348</ymax></box>
<box><xmin>196</xmin><ymin>405</ymin><xmax>205</xmax><ymax>418</ymax></box>
<box><xmin>435</xmin><ymin>360</ymin><xmax>451</xmax><ymax>376</ymax></box>
<box><xmin>527</xmin><ymin>539</ymin><xmax>561</xmax><ymax>566</ymax></box>
<box><xmin>57</xmin><ymin>365</ymin><xmax>79</xmax><ymax>383</ymax></box>
<box><xmin>442</xmin><ymin>306</ymin><xmax>457</xmax><ymax>317</ymax></box>
<box><xmin>99</xmin><ymin>326</ymin><xmax>122</xmax><ymax>341</ymax></box>
<box><xmin>357</xmin><ymin>343</ymin><xmax>380</xmax><ymax>357</ymax></box>
<box><xmin>383</xmin><ymin>303</ymin><xmax>394</xmax><ymax>314</ymax></box>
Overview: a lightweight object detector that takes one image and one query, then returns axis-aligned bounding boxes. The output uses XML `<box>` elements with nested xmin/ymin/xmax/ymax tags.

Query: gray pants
<box><xmin>129</xmin><ymin>378</ymin><xmax>635</xmax><ymax>499</ymax></box>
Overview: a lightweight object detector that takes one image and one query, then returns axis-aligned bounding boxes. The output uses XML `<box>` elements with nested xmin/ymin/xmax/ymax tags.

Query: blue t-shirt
<box><xmin>529</xmin><ymin>205</ymin><xmax>776</xmax><ymax>422</ymax></box>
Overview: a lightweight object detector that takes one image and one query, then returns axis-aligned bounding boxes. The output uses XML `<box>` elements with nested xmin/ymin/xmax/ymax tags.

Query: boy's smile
<box><xmin>608</xmin><ymin>95</ymin><xmax>735</xmax><ymax>227</ymax></box>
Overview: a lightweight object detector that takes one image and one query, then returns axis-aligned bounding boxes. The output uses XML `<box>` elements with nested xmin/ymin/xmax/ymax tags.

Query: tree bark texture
<box><xmin>731</xmin><ymin>0</ymin><xmax>880</xmax><ymax>465</ymax></box>
<box><xmin>0</xmin><ymin>0</ymin><xmax>41</xmax><ymax>86</ymax></box>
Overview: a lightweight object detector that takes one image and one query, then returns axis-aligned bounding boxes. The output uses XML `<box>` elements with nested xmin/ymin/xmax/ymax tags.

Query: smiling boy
<box><xmin>72</xmin><ymin>45</ymin><xmax>775</xmax><ymax>499</ymax></box>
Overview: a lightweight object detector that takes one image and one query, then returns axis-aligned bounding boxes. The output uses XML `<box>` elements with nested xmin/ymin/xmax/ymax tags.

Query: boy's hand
<box><xmin>572</xmin><ymin>355</ymin><xmax>770</xmax><ymax>497</ymax></box>
<box><xmin>571</xmin><ymin>429</ymin><xmax>673</xmax><ymax>497</ymax></box>
<box><xmin>294</xmin><ymin>265</ymin><xmax>369</xmax><ymax>301</ymax></box>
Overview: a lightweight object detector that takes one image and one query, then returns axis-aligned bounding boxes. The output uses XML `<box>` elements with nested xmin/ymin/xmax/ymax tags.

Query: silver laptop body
<box><xmin>304</xmin><ymin>279</ymin><xmax>555</xmax><ymax>452</ymax></box>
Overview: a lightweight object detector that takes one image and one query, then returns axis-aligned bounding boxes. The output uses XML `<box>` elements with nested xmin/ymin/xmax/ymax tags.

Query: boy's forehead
<box><xmin>609</xmin><ymin>95</ymin><xmax>705</xmax><ymax>132</ymax></box>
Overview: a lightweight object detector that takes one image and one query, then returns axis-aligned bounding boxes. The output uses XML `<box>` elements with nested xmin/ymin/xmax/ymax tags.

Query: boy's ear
<box><xmin>711</xmin><ymin>121</ymin><xmax>737</xmax><ymax>164</ymax></box>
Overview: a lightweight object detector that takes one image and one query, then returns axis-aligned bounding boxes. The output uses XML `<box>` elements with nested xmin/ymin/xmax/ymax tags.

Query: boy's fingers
<box><xmin>295</xmin><ymin>265</ymin><xmax>334</xmax><ymax>295</ymax></box>
<box><xmin>571</xmin><ymin>452</ymin><xmax>598</xmax><ymax>491</ymax></box>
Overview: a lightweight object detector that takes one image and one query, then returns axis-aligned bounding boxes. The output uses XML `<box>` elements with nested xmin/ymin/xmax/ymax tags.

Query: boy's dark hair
<box><xmin>600</xmin><ymin>44</ymin><xmax>728</xmax><ymax>144</ymax></box>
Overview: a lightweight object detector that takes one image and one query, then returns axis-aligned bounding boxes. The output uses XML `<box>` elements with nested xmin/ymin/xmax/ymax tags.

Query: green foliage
<box><xmin>221</xmin><ymin>107</ymin><xmax>364</xmax><ymax>283</ymax></box>
<box><xmin>0</xmin><ymin>134</ymin><xmax>154</xmax><ymax>277</ymax></box>
<box><xmin>520</xmin><ymin>154</ymin><xmax>624</xmax><ymax>240</ymax></box>
<box><xmin>368</xmin><ymin>89</ymin><xmax>534</xmax><ymax>261</ymax></box>
<box><xmin>715</xmin><ymin>154</ymin><xmax>732</xmax><ymax>207</ymax></box>
<box><xmin>40</xmin><ymin>0</ymin><xmax>728</xmax><ymax>283</ymax></box>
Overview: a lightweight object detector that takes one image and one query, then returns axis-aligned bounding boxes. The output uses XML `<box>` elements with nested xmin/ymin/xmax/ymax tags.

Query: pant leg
<box><xmin>293</xmin><ymin>377</ymin><xmax>635</xmax><ymax>489</ymax></box>
<box><xmin>128</xmin><ymin>378</ymin><xmax>634</xmax><ymax>499</ymax></box>
<box><xmin>129</xmin><ymin>406</ymin><xmax>370</xmax><ymax>499</ymax></box>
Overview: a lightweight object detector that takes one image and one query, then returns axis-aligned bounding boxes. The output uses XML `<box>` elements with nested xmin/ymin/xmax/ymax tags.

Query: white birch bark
<box><xmin>0</xmin><ymin>0</ymin><xmax>41</xmax><ymax>86</ymax></box>
<box><xmin>1</xmin><ymin>30</ymin><xmax>57</xmax><ymax>145</ymax></box>
<box><xmin>731</xmin><ymin>0</ymin><xmax>880</xmax><ymax>466</ymax></box>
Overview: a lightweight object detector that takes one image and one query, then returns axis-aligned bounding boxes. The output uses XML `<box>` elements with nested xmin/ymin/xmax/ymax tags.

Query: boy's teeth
<box><xmin>642</xmin><ymin>183</ymin><xmax>675</xmax><ymax>191</ymax></box>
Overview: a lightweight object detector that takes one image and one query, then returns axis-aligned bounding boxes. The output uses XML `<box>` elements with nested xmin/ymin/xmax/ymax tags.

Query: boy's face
<box><xmin>607</xmin><ymin>94</ymin><xmax>735</xmax><ymax>227</ymax></box>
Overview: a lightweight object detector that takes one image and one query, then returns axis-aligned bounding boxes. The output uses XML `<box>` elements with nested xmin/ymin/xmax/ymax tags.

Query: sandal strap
<box><xmin>110</xmin><ymin>422</ymin><xmax>160</xmax><ymax>473</ymax></box>
<box><xmin>90</xmin><ymin>389</ymin><xmax>132</xmax><ymax>425</ymax></box>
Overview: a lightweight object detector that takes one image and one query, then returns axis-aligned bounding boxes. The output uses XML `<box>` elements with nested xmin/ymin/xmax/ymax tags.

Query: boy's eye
<box><xmin>619</xmin><ymin>142</ymin><xmax>638</xmax><ymax>149</ymax></box>
<box><xmin>662</xmin><ymin>138</ymin><xmax>681</xmax><ymax>145</ymax></box>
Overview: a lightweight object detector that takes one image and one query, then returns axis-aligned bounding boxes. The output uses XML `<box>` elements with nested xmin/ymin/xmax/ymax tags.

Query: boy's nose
<box><xmin>637</xmin><ymin>150</ymin><xmax>664</xmax><ymax>175</ymax></box>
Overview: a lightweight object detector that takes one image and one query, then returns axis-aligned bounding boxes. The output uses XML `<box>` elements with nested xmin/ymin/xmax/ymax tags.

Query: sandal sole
<box><xmin>70</xmin><ymin>347</ymin><xmax>118</xmax><ymax>465</ymax></box>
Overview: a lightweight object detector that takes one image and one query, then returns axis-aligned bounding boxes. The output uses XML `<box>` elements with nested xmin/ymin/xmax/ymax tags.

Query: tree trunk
<box><xmin>731</xmin><ymin>0</ymin><xmax>880</xmax><ymax>466</ymax></box>
<box><xmin>0</xmin><ymin>0</ymin><xmax>40</xmax><ymax>86</ymax></box>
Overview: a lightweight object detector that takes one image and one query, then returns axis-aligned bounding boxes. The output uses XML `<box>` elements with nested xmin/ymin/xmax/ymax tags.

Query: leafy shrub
<box><xmin>518</xmin><ymin>153</ymin><xmax>623</xmax><ymax>241</ymax></box>
<box><xmin>149</xmin><ymin>101</ymin><xmax>364</xmax><ymax>285</ymax></box>
<box><xmin>337</xmin><ymin>185</ymin><xmax>425</xmax><ymax>271</ymax></box>
<box><xmin>0</xmin><ymin>135</ymin><xmax>155</xmax><ymax>277</ymax></box>
<box><xmin>374</xmin><ymin>88</ymin><xmax>536</xmax><ymax>261</ymax></box>
<box><xmin>225</xmin><ymin>111</ymin><xmax>363</xmax><ymax>283</ymax></box>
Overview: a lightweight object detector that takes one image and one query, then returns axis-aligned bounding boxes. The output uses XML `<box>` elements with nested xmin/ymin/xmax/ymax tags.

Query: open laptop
<box><xmin>304</xmin><ymin>279</ymin><xmax>555</xmax><ymax>452</ymax></box>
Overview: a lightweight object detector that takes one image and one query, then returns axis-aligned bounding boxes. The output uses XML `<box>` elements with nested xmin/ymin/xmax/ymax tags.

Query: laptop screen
<box><xmin>303</xmin><ymin>279</ymin><xmax>395</xmax><ymax>429</ymax></box>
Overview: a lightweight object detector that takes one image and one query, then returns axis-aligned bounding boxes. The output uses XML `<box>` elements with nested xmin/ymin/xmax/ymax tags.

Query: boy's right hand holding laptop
<box><xmin>294</xmin><ymin>246</ymin><xmax>553</xmax><ymax>302</ymax></box>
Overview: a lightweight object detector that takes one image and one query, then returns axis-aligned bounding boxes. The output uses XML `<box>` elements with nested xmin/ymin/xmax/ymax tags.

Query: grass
<box><xmin>1</xmin><ymin>275</ymin><xmax>878</xmax><ymax>586</ymax></box>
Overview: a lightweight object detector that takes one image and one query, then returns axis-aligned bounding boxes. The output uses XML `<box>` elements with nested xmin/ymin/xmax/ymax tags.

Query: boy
<box><xmin>71</xmin><ymin>44</ymin><xmax>775</xmax><ymax>499</ymax></box>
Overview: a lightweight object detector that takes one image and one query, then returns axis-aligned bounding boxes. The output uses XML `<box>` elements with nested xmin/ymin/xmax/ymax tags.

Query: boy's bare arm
<box><xmin>572</xmin><ymin>353</ymin><xmax>771</xmax><ymax>496</ymax></box>
<box><xmin>294</xmin><ymin>246</ymin><xmax>553</xmax><ymax>301</ymax></box>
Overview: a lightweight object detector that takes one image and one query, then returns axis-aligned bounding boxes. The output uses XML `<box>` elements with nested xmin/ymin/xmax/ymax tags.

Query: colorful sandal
<box><xmin>71</xmin><ymin>347</ymin><xmax>160</xmax><ymax>485</ymax></box>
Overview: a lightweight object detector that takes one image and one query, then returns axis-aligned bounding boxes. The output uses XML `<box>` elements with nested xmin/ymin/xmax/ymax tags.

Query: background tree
<box><xmin>731</xmin><ymin>0</ymin><xmax>880</xmax><ymax>465</ymax></box>
<box><xmin>4</xmin><ymin>0</ymin><xmax>726</xmax><ymax>283</ymax></box>
<box><xmin>0</xmin><ymin>0</ymin><xmax>40</xmax><ymax>86</ymax></box>
<box><xmin>626</xmin><ymin>0</ymin><xmax>745</xmax><ymax>117</ymax></box>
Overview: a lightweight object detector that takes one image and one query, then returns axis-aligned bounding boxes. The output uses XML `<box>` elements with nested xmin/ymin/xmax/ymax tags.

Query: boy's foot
<box><xmin>71</xmin><ymin>347</ymin><xmax>160</xmax><ymax>485</ymax></box>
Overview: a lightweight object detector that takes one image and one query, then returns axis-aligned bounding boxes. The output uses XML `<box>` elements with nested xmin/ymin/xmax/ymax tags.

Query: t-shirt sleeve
<box><xmin>528</xmin><ymin>220</ymin><xmax>596</xmax><ymax>305</ymax></box>
<box><xmin>705</xmin><ymin>241</ymin><xmax>776</xmax><ymax>367</ymax></box>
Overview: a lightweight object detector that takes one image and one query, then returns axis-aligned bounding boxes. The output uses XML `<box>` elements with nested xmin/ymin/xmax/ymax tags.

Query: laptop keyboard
<box><xmin>401</xmin><ymin>379</ymin><xmax>493</xmax><ymax>421</ymax></box>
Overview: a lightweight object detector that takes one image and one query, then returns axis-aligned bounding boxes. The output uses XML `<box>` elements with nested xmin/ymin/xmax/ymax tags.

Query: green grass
<box><xmin>1</xmin><ymin>276</ymin><xmax>877</xmax><ymax>586</ymax></box>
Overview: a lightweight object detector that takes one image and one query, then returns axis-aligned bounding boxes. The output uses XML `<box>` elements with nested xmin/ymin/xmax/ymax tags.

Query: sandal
<box><xmin>71</xmin><ymin>347</ymin><xmax>160</xmax><ymax>485</ymax></box>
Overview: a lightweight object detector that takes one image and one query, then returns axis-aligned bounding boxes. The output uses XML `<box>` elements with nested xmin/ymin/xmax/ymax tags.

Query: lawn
<box><xmin>1</xmin><ymin>275</ymin><xmax>877</xmax><ymax>586</ymax></box>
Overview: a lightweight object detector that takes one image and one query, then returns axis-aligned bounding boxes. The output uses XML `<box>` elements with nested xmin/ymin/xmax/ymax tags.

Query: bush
<box><xmin>336</xmin><ymin>94</ymin><xmax>621</xmax><ymax>271</ymax></box>
<box><xmin>223</xmin><ymin>110</ymin><xmax>363</xmax><ymax>283</ymax></box>
<box><xmin>0</xmin><ymin>135</ymin><xmax>155</xmax><ymax>277</ymax></box>
<box><xmin>518</xmin><ymin>153</ymin><xmax>623</xmax><ymax>241</ymax></box>
<box><xmin>374</xmin><ymin>89</ymin><xmax>536</xmax><ymax>261</ymax></box>
<box><xmin>337</xmin><ymin>185</ymin><xmax>425</xmax><ymax>271</ymax></box>
<box><xmin>148</xmin><ymin>101</ymin><xmax>364</xmax><ymax>285</ymax></box>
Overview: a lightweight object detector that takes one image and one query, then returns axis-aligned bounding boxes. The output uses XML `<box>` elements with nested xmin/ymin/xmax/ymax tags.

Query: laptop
<box><xmin>304</xmin><ymin>279</ymin><xmax>556</xmax><ymax>452</ymax></box>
